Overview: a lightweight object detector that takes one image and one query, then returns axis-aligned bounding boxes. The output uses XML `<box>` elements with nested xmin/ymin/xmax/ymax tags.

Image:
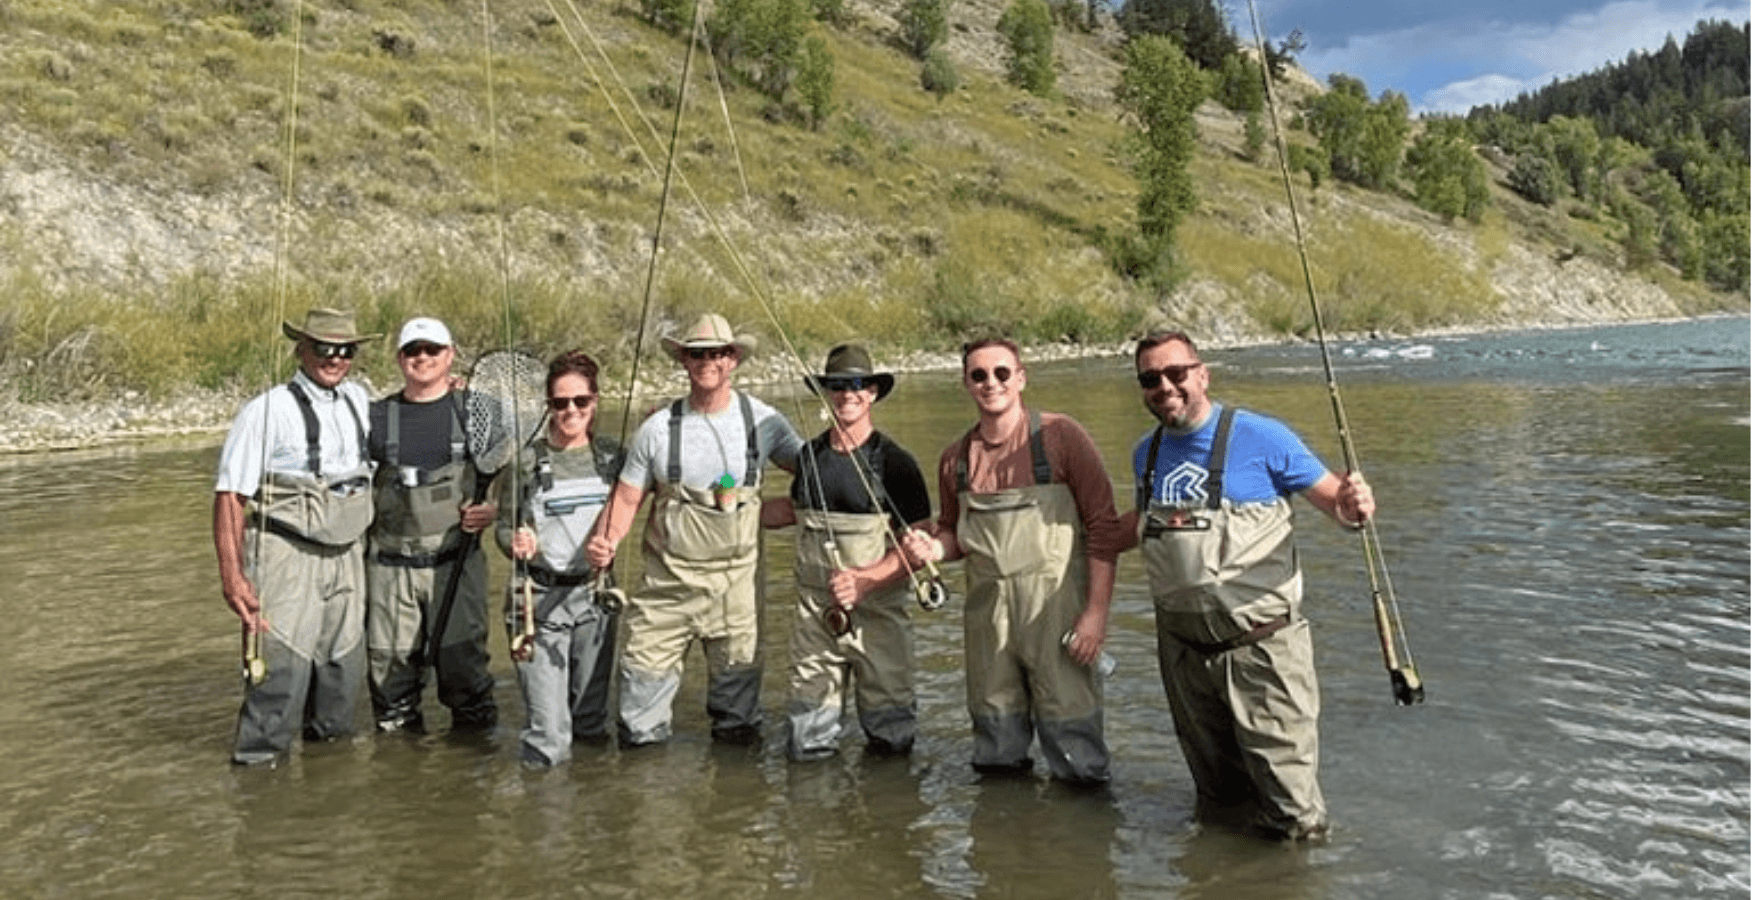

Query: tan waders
<box><xmin>620</xmin><ymin>480</ymin><xmax>765</xmax><ymax>744</ymax></box>
<box><xmin>787</xmin><ymin>510</ymin><xmax>915</xmax><ymax>760</ymax></box>
<box><xmin>955</xmin><ymin>419</ymin><xmax>1108</xmax><ymax>783</ymax></box>
<box><xmin>1138</xmin><ymin>409</ymin><xmax>1326</xmax><ymax>838</ymax></box>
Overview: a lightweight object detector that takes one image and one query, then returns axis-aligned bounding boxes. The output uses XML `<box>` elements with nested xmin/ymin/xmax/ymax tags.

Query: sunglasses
<box><xmin>1136</xmin><ymin>364</ymin><xmax>1202</xmax><ymax>390</ymax></box>
<box><xmin>310</xmin><ymin>341</ymin><xmax>358</xmax><ymax>360</ymax></box>
<box><xmin>820</xmin><ymin>376</ymin><xmax>873</xmax><ymax>392</ymax></box>
<box><xmin>400</xmin><ymin>342</ymin><xmax>448</xmax><ymax>358</ymax></box>
<box><xmin>684</xmin><ymin>347</ymin><xmax>736</xmax><ymax>361</ymax></box>
<box><xmin>966</xmin><ymin>366</ymin><xmax>1013</xmax><ymax>385</ymax></box>
<box><xmin>547</xmin><ymin>395</ymin><xmax>597</xmax><ymax>411</ymax></box>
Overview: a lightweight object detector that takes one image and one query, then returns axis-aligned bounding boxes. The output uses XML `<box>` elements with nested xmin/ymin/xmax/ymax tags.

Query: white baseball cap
<box><xmin>397</xmin><ymin>317</ymin><xmax>453</xmax><ymax>350</ymax></box>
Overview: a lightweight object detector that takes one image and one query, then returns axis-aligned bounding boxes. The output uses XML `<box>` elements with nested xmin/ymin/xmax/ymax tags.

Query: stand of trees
<box><xmin>1106</xmin><ymin>2</ymin><xmax>1747</xmax><ymax>293</ymax></box>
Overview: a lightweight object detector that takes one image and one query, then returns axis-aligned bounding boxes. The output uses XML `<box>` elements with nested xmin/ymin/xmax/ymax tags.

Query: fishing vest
<box><xmin>1137</xmin><ymin>407</ymin><xmax>1303</xmax><ymax>649</ymax></box>
<box><xmin>255</xmin><ymin>380</ymin><xmax>374</xmax><ymax>548</ymax></box>
<box><xmin>523</xmin><ymin>439</ymin><xmax>616</xmax><ymax>577</ymax></box>
<box><xmin>953</xmin><ymin>410</ymin><xmax>1083</xmax><ymax>585</ymax></box>
<box><xmin>369</xmin><ymin>393</ymin><xmax>476</xmax><ymax>557</ymax></box>
<box><xmin>645</xmin><ymin>394</ymin><xmax>763</xmax><ymax>564</ymax></box>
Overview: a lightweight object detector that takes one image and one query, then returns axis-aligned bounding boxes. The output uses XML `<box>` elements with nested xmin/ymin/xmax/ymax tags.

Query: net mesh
<box><xmin>465</xmin><ymin>350</ymin><xmax>548</xmax><ymax>474</ymax></box>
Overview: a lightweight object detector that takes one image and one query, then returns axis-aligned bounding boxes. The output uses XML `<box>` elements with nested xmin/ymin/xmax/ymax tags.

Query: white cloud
<box><xmin>1291</xmin><ymin>0</ymin><xmax>1752</xmax><ymax>114</ymax></box>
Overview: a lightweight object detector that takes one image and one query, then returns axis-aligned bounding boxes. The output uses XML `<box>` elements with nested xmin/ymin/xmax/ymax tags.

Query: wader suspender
<box><xmin>285</xmin><ymin>380</ymin><xmax>368</xmax><ymax>479</ymax></box>
<box><xmin>665</xmin><ymin>393</ymin><xmax>759</xmax><ymax>486</ymax></box>
<box><xmin>383</xmin><ymin>393</ymin><xmax>468</xmax><ymax>471</ymax></box>
<box><xmin>1139</xmin><ymin>406</ymin><xmax>1239</xmax><ymax>510</ymax></box>
<box><xmin>955</xmin><ymin>409</ymin><xmax>1052</xmax><ymax>493</ymax></box>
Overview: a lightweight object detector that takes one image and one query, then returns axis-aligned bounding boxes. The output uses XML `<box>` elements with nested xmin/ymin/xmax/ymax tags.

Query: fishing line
<box><xmin>241</xmin><ymin>0</ymin><xmax>315</xmax><ymax>686</ymax></box>
<box><xmin>541</xmin><ymin>0</ymin><xmax>942</xmax><ymax>603</ymax></box>
<box><xmin>1246</xmin><ymin>0</ymin><xmax>1423</xmax><ymax>705</ymax></box>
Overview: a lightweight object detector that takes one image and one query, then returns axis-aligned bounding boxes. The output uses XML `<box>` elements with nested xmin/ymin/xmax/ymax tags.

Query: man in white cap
<box><xmin>587</xmin><ymin>312</ymin><xmax>803</xmax><ymax>745</ymax></box>
<box><xmin>214</xmin><ymin>307</ymin><xmax>380</xmax><ymax>765</ymax></box>
<box><xmin>363</xmin><ymin>316</ymin><xmax>500</xmax><ymax>734</ymax></box>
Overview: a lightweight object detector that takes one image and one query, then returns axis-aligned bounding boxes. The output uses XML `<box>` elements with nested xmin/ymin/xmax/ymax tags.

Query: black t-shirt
<box><xmin>789</xmin><ymin>429</ymin><xmax>933</xmax><ymax>530</ymax></box>
<box><xmin>368</xmin><ymin>393</ymin><xmax>465</xmax><ymax>472</ymax></box>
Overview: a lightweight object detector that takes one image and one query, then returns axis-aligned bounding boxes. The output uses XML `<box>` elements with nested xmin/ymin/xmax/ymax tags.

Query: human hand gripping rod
<box><xmin>425</xmin><ymin>351</ymin><xmax>548</xmax><ymax>677</ymax></box>
<box><xmin>1248</xmin><ymin>0</ymin><xmax>1423</xmax><ymax>706</ymax></box>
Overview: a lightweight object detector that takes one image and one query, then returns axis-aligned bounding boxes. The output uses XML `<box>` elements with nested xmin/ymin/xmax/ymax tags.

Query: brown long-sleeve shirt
<box><xmin>931</xmin><ymin>408</ymin><xmax>1128</xmax><ymax>563</ymax></box>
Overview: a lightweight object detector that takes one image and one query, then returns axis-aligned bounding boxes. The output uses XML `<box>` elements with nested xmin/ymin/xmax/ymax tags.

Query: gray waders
<box><xmin>1138</xmin><ymin>408</ymin><xmax>1326</xmax><ymax>838</ymax></box>
<box><xmin>507</xmin><ymin>441</ymin><xmax>618</xmax><ymax>765</ymax></box>
<box><xmin>787</xmin><ymin>509</ymin><xmax>916</xmax><ymax>760</ymax></box>
<box><xmin>955</xmin><ymin>413</ymin><xmax>1108</xmax><ymax>783</ymax></box>
<box><xmin>233</xmin><ymin>382</ymin><xmax>371</xmax><ymax>764</ymax></box>
<box><xmin>620</xmin><ymin>396</ymin><xmax>767</xmax><ymax>745</ymax></box>
<box><xmin>366</xmin><ymin>397</ymin><xmax>495</xmax><ymax>732</ymax></box>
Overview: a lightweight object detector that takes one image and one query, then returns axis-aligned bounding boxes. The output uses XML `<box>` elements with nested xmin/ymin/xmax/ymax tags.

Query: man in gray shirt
<box><xmin>587</xmin><ymin>313</ymin><xmax>802</xmax><ymax>745</ymax></box>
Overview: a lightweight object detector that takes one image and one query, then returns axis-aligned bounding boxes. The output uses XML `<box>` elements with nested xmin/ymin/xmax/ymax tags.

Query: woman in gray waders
<box><xmin>495</xmin><ymin>351</ymin><xmax>626</xmax><ymax>765</ymax></box>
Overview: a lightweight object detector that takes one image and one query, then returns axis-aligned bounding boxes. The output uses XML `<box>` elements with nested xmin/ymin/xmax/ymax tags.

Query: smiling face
<box><xmin>825</xmin><ymin>381</ymin><xmax>877</xmax><ymax>431</ymax></box>
<box><xmin>397</xmin><ymin>340</ymin><xmax>456</xmax><ymax>395</ymax></box>
<box><xmin>681</xmin><ymin>345</ymin><xmax>739</xmax><ymax>396</ymax></box>
<box><xmin>296</xmin><ymin>340</ymin><xmax>356</xmax><ymax>389</ymax></box>
<box><xmin>1136</xmin><ymin>337</ymin><xmax>1210</xmax><ymax>429</ymax></box>
<box><xmin>962</xmin><ymin>344</ymin><xmax>1026</xmax><ymax>421</ymax></box>
<box><xmin>546</xmin><ymin>371</ymin><xmax>597</xmax><ymax>448</ymax></box>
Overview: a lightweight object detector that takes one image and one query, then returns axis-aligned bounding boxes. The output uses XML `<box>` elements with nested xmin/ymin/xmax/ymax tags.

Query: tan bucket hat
<box><xmin>281</xmin><ymin>307</ymin><xmax>381</xmax><ymax>344</ymax></box>
<box><xmin>662</xmin><ymin>313</ymin><xmax>758</xmax><ymax>361</ymax></box>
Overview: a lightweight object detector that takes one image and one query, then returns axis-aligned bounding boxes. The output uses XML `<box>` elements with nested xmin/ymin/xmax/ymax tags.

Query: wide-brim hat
<box><xmin>804</xmin><ymin>343</ymin><xmax>895</xmax><ymax>402</ymax></box>
<box><xmin>281</xmin><ymin>307</ymin><xmax>381</xmax><ymax>344</ymax></box>
<box><xmin>662</xmin><ymin>313</ymin><xmax>758</xmax><ymax>361</ymax></box>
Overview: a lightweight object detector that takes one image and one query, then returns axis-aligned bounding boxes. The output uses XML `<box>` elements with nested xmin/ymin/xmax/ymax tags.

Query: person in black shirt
<box><xmin>363</xmin><ymin>317</ymin><xmax>499</xmax><ymax>734</ymax></box>
<box><xmin>763</xmin><ymin>344</ymin><xmax>933</xmax><ymax>760</ymax></box>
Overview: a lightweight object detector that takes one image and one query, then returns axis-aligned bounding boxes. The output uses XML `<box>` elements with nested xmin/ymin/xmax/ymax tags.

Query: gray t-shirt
<box><xmin>619</xmin><ymin>392</ymin><xmax>802</xmax><ymax>491</ymax></box>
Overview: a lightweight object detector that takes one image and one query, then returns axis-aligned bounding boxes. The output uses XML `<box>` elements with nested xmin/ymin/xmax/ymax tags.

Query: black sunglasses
<box><xmin>400</xmin><ymin>342</ymin><xmax>448</xmax><ymax>358</ymax></box>
<box><xmin>1136</xmin><ymin>364</ymin><xmax>1202</xmax><ymax>390</ymax></box>
<box><xmin>820</xmin><ymin>376</ymin><xmax>873</xmax><ymax>392</ymax></box>
<box><xmin>547</xmin><ymin>395</ymin><xmax>597</xmax><ymax>411</ymax></box>
<box><xmin>967</xmin><ymin>366</ymin><xmax>1013</xmax><ymax>385</ymax></box>
<box><xmin>311</xmin><ymin>341</ymin><xmax>358</xmax><ymax>360</ymax></box>
<box><xmin>685</xmin><ymin>347</ymin><xmax>736</xmax><ymax>361</ymax></box>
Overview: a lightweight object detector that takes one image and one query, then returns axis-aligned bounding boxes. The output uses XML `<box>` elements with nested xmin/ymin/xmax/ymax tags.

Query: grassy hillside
<box><xmin>0</xmin><ymin>0</ymin><xmax>1742</xmax><ymax>402</ymax></box>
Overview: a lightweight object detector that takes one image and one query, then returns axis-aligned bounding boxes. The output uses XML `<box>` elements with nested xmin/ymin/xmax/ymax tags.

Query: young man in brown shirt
<box><xmin>901</xmin><ymin>338</ymin><xmax>1127</xmax><ymax>784</ymax></box>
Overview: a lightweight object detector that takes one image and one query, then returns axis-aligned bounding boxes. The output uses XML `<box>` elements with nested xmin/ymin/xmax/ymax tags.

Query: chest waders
<box><xmin>786</xmin><ymin>508</ymin><xmax>917</xmax><ymax>760</ymax></box>
<box><xmin>364</xmin><ymin>395</ymin><xmax>493</xmax><ymax>732</ymax></box>
<box><xmin>233</xmin><ymin>381</ymin><xmax>371</xmax><ymax>764</ymax></box>
<box><xmin>1138</xmin><ymin>406</ymin><xmax>1325</xmax><ymax>837</ymax></box>
<box><xmin>621</xmin><ymin>393</ymin><xmax>766</xmax><ymax>745</ymax></box>
<box><xmin>953</xmin><ymin>411</ymin><xmax>1109</xmax><ymax>783</ymax></box>
<box><xmin>508</xmin><ymin>441</ymin><xmax>620</xmax><ymax>764</ymax></box>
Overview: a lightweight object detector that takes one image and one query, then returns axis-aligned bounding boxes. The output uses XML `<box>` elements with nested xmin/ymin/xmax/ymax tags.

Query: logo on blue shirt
<box><xmin>1158</xmin><ymin>461</ymin><xmax>1208</xmax><ymax>506</ymax></box>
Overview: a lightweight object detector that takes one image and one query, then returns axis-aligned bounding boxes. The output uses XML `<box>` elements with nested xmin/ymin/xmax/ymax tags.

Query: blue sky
<box><xmin>1247</xmin><ymin>0</ymin><xmax>1752</xmax><ymax>114</ymax></box>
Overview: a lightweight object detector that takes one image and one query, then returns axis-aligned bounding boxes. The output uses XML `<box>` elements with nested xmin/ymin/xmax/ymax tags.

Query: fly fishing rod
<box><xmin>1247</xmin><ymin>0</ymin><xmax>1423</xmax><ymax>706</ymax></box>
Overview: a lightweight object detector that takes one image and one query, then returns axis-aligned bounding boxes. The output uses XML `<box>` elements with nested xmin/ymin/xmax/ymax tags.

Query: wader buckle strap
<box><xmin>1176</xmin><ymin>613</ymin><xmax>1292</xmax><ymax>656</ymax></box>
<box><xmin>665</xmin><ymin>393</ymin><xmax>759</xmax><ymax>486</ymax></box>
<box><xmin>955</xmin><ymin>408</ymin><xmax>1052</xmax><ymax>493</ymax></box>
<box><xmin>373</xmin><ymin>545</ymin><xmax>463</xmax><ymax>569</ymax></box>
<box><xmin>1139</xmin><ymin>405</ymin><xmax>1239</xmax><ymax>510</ymax></box>
<box><xmin>527</xmin><ymin>566</ymin><xmax>594</xmax><ymax>588</ymax></box>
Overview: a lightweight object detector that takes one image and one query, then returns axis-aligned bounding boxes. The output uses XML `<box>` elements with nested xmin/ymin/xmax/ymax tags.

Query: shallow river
<box><xmin>0</xmin><ymin>317</ymin><xmax>1746</xmax><ymax>899</ymax></box>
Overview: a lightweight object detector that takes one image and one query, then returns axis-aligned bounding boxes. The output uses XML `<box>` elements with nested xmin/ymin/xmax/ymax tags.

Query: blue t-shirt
<box><xmin>1131</xmin><ymin>404</ymin><xmax>1329</xmax><ymax>509</ymax></box>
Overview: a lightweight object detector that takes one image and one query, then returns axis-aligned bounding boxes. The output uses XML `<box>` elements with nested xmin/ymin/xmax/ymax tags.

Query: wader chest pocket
<box><xmin>1144</xmin><ymin>507</ymin><xmax>1210</xmax><ymax>537</ymax></box>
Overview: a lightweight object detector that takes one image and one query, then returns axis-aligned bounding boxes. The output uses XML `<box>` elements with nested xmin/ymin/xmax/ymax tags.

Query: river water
<box><xmin>0</xmin><ymin>316</ymin><xmax>1746</xmax><ymax>899</ymax></box>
